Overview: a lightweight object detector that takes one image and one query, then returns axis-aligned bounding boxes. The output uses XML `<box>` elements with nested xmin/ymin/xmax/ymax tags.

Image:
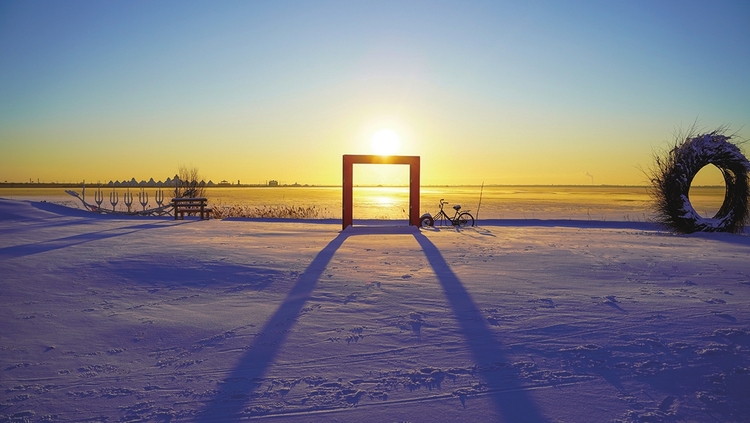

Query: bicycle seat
<box><xmin>453</xmin><ymin>204</ymin><xmax>461</xmax><ymax>211</ymax></box>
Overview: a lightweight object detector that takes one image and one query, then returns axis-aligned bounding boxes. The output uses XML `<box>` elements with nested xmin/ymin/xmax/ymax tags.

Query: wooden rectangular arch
<box><xmin>342</xmin><ymin>155</ymin><xmax>421</xmax><ymax>229</ymax></box>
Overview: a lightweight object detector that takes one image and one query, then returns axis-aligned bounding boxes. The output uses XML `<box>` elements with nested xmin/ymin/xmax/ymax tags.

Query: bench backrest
<box><xmin>172</xmin><ymin>198</ymin><xmax>207</xmax><ymax>206</ymax></box>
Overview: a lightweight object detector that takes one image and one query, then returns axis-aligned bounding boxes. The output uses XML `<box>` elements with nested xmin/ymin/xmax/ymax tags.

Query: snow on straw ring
<box><xmin>650</xmin><ymin>131</ymin><xmax>750</xmax><ymax>233</ymax></box>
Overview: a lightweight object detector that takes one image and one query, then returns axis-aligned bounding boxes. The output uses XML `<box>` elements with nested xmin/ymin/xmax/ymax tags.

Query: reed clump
<box><xmin>648</xmin><ymin>128</ymin><xmax>749</xmax><ymax>233</ymax></box>
<box><xmin>212</xmin><ymin>204</ymin><xmax>323</xmax><ymax>219</ymax></box>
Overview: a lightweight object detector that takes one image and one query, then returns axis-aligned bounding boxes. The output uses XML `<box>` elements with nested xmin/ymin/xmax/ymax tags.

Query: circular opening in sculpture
<box><xmin>688</xmin><ymin>164</ymin><xmax>726</xmax><ymax>218</ymax></box>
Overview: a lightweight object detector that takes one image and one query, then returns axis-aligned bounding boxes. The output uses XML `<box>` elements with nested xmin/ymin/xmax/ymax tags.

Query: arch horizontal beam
<box><xmin>342</xmin><ymin>155</ymin><xmax>421</xmax><ymax>229</ymax></box>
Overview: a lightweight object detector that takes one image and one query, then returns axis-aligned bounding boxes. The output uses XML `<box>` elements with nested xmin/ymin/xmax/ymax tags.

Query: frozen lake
<box><xmin>0</xmin><ymin>185</ymin><xmax>726</xmax><ymax>221</ymax></box>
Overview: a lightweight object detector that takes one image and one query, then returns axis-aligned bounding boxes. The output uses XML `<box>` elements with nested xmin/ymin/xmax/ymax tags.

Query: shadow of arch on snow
<box><xmin>193</xmin><ymin>225</ymin><xmax>425</xmax><ymax>421</ymax></box>
<box><xmin>196</xmin><ymin>226</ymin><xmax>547</xmax><ymax>421</ymax></box>
<box><xmin>413</xmin><ymin>232</ymin><xmax>547</xmax><ymax>422</ymax></box>
<box><xmin>193</xmin><ymin>228</ymin><xmax>352</xmax><ymax>422</ymax></box>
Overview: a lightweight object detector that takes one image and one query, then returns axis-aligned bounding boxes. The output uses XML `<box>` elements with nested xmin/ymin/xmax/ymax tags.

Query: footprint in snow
<box><xmin>712</xmin><ymin>312</ymin><xmax>737</xmax><ymax>322</ymax></box>
<box><xmin>603</xmin><ymin>296</ymin><xmax>627</xmax><ymax>312</ymax></box>
<box><xmin>538</xmin><ymin>298</ymin><xmax>555</xmax><ymax>308</ymax></box>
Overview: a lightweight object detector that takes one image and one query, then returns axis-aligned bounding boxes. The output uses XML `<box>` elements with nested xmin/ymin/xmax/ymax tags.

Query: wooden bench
<box><xmin>172</xmin><ymin>197</ymin><xmax>212</xmax><ymax>220</ymax></box>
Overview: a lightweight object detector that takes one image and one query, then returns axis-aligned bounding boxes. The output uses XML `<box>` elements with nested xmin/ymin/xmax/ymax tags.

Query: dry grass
<box><xmin>212</xmin><ymin>204</ymin><xmax>324</xmax><ymax>219</ymax></box>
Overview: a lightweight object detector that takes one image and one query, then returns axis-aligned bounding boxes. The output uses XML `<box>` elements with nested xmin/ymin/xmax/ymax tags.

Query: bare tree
<box><xmin>174</xmin><ymin>165</ymin><xmax>206</xmax><ymax>198</ymax></box>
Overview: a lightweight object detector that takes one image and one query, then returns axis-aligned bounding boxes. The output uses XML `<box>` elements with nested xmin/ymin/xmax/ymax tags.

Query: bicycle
<box><xmin>420</xmin><ymin>199</ymin><xmax>474</xmax><ymax>228</ymax></box>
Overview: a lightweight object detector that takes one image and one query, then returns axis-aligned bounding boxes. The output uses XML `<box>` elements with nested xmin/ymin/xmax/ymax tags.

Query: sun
<box><xmin>371</xmin><ymin>129</ymin><xmax>400</xmax><ymax>155</ymax></box>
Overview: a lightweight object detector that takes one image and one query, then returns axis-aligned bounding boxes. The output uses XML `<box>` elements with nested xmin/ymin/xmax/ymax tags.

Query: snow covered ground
<box><xmin>1</xmin><ymin>198</ymin><xmax>749</xmax><ymax>422</ymax></box>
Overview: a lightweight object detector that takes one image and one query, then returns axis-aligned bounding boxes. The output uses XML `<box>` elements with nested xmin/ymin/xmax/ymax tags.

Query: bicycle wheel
<box><xmin>420</xmin><ymin>215</ymin><xmax>434</xmax><ymax>227</ymax></box>
<box><xmin>456</xmin><ymin>212</ymin><xmax>474</xmax><ymax>227</ymax></box>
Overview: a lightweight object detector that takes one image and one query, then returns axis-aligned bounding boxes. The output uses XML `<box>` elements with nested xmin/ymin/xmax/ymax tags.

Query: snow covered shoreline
<box><xmin>1</xmin><ymin>198</ymin><xmax>749</xmax><ymax>422</ymax></box>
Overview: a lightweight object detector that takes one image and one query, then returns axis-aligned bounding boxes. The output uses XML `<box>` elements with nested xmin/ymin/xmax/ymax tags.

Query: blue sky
<box><xmin>1</xmin><ymin>0</ymin><xmax>749</xmax><ymax>185</ymax></box>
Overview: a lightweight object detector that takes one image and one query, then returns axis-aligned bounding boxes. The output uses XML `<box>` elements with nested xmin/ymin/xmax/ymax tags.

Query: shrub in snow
<box><xmin>174</xmin><ymin>165</ymin><xmax>206</xmax><ymax>198</ymax></box>
<box><xmin>649</xmin><ymin>130</ymin><xmax>750</xmax><ymax>233</ymax></box>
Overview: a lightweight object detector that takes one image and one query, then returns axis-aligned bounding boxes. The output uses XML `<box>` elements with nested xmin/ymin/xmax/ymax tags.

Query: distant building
<box><xmin>218</xmin><ymin>180</ymin><xmax>231</xmax><ymax>187</ymax></box>
<box><xmin>268</xmin><ymin>180</ymin><xmax>279</xmax><ymax>187</ymax></box>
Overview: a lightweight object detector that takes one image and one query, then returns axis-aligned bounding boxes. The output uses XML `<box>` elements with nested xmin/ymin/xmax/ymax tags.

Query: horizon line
<box><xmin>0</xmin><ymin>182</ymin><xmax>728</xmax><ymax>189</ymax></box>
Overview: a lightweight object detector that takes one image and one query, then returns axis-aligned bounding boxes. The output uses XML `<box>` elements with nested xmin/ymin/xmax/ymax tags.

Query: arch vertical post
<box><xmin>343</xmin><ymin>157</ymin><xmax>354</xmax><ymax>230</ymax></box>
<box><xmin>409</xmin><ymin>156</ymin><xmax>420</xmax><ymax>226</ymax></box>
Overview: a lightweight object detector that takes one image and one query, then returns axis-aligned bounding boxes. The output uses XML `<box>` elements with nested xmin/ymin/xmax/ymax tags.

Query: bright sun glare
<box><xmin>371</xmin><ymin>129</ymin><xmax>400</xmax><ymax>155</ymax></box>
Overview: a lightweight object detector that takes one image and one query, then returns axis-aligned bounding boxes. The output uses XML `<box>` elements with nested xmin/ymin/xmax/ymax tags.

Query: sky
<box><xmin>1</xmin><ymin>0</ymin><xmax>749</xmax><ymax>186</ymax></box>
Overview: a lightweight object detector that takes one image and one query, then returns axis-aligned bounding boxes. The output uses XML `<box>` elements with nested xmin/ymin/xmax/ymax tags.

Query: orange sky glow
<box><xmin>1</xmin><ymin>1</ymin><xmax>748</xmax><ymax>187</ymax></box>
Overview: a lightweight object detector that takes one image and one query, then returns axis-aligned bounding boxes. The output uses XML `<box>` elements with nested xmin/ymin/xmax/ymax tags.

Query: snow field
<box><xmin>1</xmin><ymin>199</ymin><xmax>749</xmax><ymax>422</ymax></box>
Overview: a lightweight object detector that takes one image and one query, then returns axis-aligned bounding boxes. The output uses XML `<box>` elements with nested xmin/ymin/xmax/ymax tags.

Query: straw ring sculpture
<box><xmin>650</xmin><ymin>131</ymin><xmax>750</xmax><ymax>233</ymax></box>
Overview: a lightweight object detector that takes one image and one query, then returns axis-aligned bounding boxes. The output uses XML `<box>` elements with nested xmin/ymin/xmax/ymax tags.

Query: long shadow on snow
<box><xmin>31</xmin><ymin>200</ymin><xmax>175</xmax><ymax>221</ymax></box>
<box><xmin>194</xmin><ymin>228</ymin><xmax>351</xmax><ymax>421</ymax></box>
<box><xmin>687</xmin><ymin>230</ymin><xmax>750</xmax><ymax>247</ymax></box>
<box><xmin>479</xmin><ymin>218</ymin><xmax>659</xmax><ymax>231</ymax></box>
<box><xmin>0</xmin><ymin>222</ymin><xmax>177</xmax><ymax>259</ymax></box>
<box><xmin>0</xmin><ymin>199</ymin><xmax>132</xmax><ymax>236</ymax></box>
<box><xmin>196</xmin><ymin>226</ymin><xmax>546</xmax><ymax>421</ymax></box>
<box><xmin>413</xmin><ymin>232</ymin><xmax>547</xmax><ymax>422</ymax></box>
<box><xmin>0</xmin><ymin>216</ymin><xmax>110</xmax><ymax>237</ymax></box>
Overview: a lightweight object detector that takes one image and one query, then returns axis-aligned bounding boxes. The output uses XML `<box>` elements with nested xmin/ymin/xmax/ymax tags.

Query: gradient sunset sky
<box><xmin>1</xmin><ymin>1</ymin><xmax>749</xmax><ymax>186</ymax></box>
